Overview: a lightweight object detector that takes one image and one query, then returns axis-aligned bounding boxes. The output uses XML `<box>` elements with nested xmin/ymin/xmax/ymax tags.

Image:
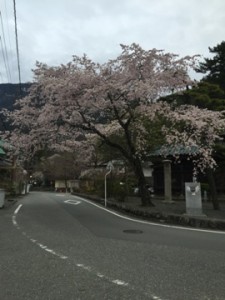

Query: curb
<box><xmin>72</xmin><ymin>193</ymin><xmax>225</xmax><ymax>231</ymax></box>
<box><xmin>4</xmin><ymin>198</ymin><xmax>18</xmax><ymax>209</ymax></box>
<box><xmin>108</xmin><ymin>202</ymin><xmax>225</xmax><ymax>231</ymax></box>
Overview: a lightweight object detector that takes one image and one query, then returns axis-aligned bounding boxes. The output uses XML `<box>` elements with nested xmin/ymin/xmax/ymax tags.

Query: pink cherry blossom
<box><xmin>1</xmin><ymin>44</ymin><xmax>224</xmax><ymax>206</ymax></box>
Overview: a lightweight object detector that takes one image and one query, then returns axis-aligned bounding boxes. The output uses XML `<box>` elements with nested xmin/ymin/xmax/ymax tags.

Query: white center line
<box><xmin>12</xmin><ymin>204</ymin><xmax>68</xmax><ymax>260</ymax></box>
<box><xmin>14</xmin><ymin>204</ymin><xmax>23</xmax><ymax>215</ymax></box>
<box><xmin>11</xmin><ymin>200</ymin><xmax>166</xmax><ymax>299</ymax></box>
<box><xmin>112</xmin><ymin>279</ymin><xmax>129</xmax><ymax>286</ymax></box>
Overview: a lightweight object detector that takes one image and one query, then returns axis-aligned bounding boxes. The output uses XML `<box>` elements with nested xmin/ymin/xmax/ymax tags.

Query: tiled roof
<box><xmin>150</xmin><ymin>144</ymin><xmax>199</xmax><ymax>157</ymax></box>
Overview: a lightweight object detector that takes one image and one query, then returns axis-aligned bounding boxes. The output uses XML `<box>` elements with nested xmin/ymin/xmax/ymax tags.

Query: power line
<box><xmin>4</xmin><ymin>0</ymin><xmax>14</xmax><ymax>78</ymax></box>
<box><xmin>0</xmin><ymin>70</ymin><xmax>3</xmax><ymax>82</ymax></box>
<box><xmin>13</xmin><ymin>0</ymin><xmax>21</xmax><ymax>88</ymax></box>
<box><xmin>0</xmin><ymin>35</ymin><xmax>10</xmax><ymax>82</ymax></box>
<box><xmin>4</xmin><ymin>0</ymin><xmax>13</xmax><ymax>53</ymax></box>
<box><xmin>0</xmin><ymin>11</ymin><xmax>12</xmax><ymax>82</ymax></box>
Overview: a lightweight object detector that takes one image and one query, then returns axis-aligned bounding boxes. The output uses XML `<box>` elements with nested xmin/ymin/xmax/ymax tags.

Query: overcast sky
<box><xmin>0</xmin><ymin>0</ymin><xmax>225</xmax><ymax>83</ymax></box>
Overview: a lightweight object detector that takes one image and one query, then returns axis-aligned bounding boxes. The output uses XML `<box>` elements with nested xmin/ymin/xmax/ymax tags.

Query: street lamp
<box><xmin>105</xmin><ymin>161</ymin><xmax>114</xmax><ymax>207</ymax></box>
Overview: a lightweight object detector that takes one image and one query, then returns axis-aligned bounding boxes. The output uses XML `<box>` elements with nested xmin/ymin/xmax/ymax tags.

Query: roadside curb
<box><xmin>108</xmin><ymin>202</ymin><xmax>225</xmax><ymax>231</ymax></box>
<box><xmin>72</xmin><ymin>193</ymin><xmax>225</xmax><ymax>231</ymax></box>
<box><xmin>4</xmin><ymin>198</ymin><xmax>18</xmax><ymax>209</ymax></box>
<box><xmin>4</xmin><ymin>194</ymin><xmax>27</xmax><ymax>209</ymax></box>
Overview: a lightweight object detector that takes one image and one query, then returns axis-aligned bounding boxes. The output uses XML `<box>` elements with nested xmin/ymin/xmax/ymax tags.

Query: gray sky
<box><xmin>1</xmin><ymin>0</ymin><xmax>225</xmax><ymax>83</ymax></box>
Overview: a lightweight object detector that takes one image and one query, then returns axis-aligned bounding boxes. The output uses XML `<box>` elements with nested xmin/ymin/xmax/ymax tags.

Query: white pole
<box><xmin>105</xmin><ymin>168</ymin><xmax>112</xmax><ymax>207</ymax></box>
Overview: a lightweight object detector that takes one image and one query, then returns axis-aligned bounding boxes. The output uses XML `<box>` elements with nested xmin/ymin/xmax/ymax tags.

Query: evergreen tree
<box><xmin>196</xmin><ymin>41</ymin><xmax>225</xmax><ymax>91</ymax></box>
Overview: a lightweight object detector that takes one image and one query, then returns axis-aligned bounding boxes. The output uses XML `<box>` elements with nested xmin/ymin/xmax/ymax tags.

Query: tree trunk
<box><xmin>132</xmin><ymin>157</ymin><xmax>154</xmax><ymax>207</ymax></box>
<box><xmin>207</xmin><ymin>168</ymin><xmax>220</xmax><ymax>210</ymax></box>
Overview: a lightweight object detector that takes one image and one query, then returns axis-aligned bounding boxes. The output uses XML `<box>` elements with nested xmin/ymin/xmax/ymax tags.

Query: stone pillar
<box><xmin>163</xmin><ymin>160</ymin><xmax>173</xmax><ymax>203</ymax></box>
<box><xmin>185</xmin><ymin>182</ymin><xmax>205</xmax><ymax>216</ymax></box>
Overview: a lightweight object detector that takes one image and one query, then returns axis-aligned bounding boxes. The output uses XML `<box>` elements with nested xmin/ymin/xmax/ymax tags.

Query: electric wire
<box><xmin>0</xmin><ymin>11</ymin><xmax>12</xmax><ymax>82</ymax></box>
<box><xmin>3</xmin><ymin>0</ymin><xmax>14</xmax><ymax>81</ymax></box>
<box><xmin>0</xmin><ymin>35</ymin><xmax>10</xmax><ymax>82</ymax></box>
<box><xmin>4</xmin><ymin>0</ymin><xmax>13</xmax><ymax>53</ymax></box>
<box><xmin>0</xmin><ymin>70</ymin><xmax>3</xmax><ymax>82</ymax></box>
<box><xmin>13</xmin><ymin>0</ymin><xmax>22</xmax><ymax>89</ymax></box>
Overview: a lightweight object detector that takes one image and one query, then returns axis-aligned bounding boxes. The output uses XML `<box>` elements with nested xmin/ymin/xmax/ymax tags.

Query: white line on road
<box><xmin>12</xmin><ymin>205</ymin><xmax>23</xmax><ymax>229</ymax></box>
<box><xmin>76</xmin><ymin>263</ymin><xmax>129</xmax><ymax>287</ymax></box>
<box><xmin>11</xmin><ymin>198</ymin><xmax>166</xmax><ymax>299</ymax></box>
<box><xmin>29</xmin><ymin>233</ymin><xmax>68</xmax><ymax>260</ymax></box>
<box><xmin>12</xmin><ymin>215</ymin><xmax>18</xmax><ymax>226</ymax></box>
<box><xmin>14</xmin><ymin>204</ymin><xmax>23</xmax><ymax>215</ymax></box>
<box><xmin>64</xmin><ymin>199</ymin><xmax>81</xmax><ymax>205</ymax></box>
<box><xmin>75</xmin><ymin>262</ymin><xmax>165</xmax><ymax>299</ymax></box>
<box><xmin>72</xmin><ymin>195</ymin><xmax>225</xmax><ymax>235</ymax></box>
<box><xmin>12</xmin><ymin>205</ymin><xmax>68</xmax><ymax>260</ymax></box>
<box><xmin>112</xmin><ymin>279</ymin><xmax>129</xmax><ymax>286</ymax></box>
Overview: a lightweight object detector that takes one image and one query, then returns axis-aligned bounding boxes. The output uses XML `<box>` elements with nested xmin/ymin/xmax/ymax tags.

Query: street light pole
<box><xmin>104</xmin><ymin>161</ymin><xmax>114</xmax><ymax>207</ymax></box>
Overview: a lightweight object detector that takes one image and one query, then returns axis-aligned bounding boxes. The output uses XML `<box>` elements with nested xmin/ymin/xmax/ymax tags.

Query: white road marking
<box><xmin>76</xmin><ymin>263</ymin><xmax>129</xmax><ymax>288</ymax></box>
<box><xmin>14</xmin><ymin>204</ymin><xmax>22</xmax><ymax>215</ymax></box>
<box><xmin>75</xmin><ymin>262</ymin><xmax>165</xmax><ymax>299</ymax></box>
<box><xmin>112</xmin><ymin>279</ymin><xmax>129</xmax><ymax>286</ymax></box>
<box><xmin>12</xmin><ymin>215</ymin><xmax>17</xmax><ymax>226</ymax></box>
<box><xmin>38</xmin><ymin>243</ymin><xmax>47</xmax><ymax>249</ymax></box>
<box><xmin>12</xmin><ymin>205</ymin><xmax>68</xmax><ymax>260</ymax></box>
<box><xmin>12</xmin><ymin>205</ymin><xmax>23</xmax><ymax>230</ymax></box>
<box><xmin>72</xmin><ymin>195</ymin><xmax>225</xmax><ymax>235</ymax></box>
<box><xmin>55</xmin><ymin>194</ymin><xmax>66</xmax><ymax>197</ymax></box>
<box><xmin>30</xmin><ymin>238</ymin><xmax>68</xmax><ymax>259</ymax></box>
<box><xmin>11</xmin><ymin>198</ymin><xmax>166</xmax><ymax>299</ymax></box>
<box><xmin>64</xmin><ymin>199</ymin><xmax>81</xmax><ymax>205</ymax></box>
<box><xmin>76</xmin><ymin>263</ymin><xmax>84</xmax><ymax>267</ymax></box>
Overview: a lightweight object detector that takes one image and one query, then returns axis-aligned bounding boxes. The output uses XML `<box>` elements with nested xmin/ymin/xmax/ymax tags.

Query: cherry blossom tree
<box><xmin>2</xmin><ymin>43</ymin><xmax>225</xmax><ymax>206</ymax></box>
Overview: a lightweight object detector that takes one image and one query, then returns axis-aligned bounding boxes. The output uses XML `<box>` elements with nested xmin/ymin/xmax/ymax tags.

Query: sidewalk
<box><xmin>73</xmin><ymin>193</ymin><xmax>225</xmax><ymax>231</ymax></box>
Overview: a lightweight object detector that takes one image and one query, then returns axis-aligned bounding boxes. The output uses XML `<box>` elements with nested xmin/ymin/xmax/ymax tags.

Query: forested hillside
<box><xmin>0</xmin><ymin>83</ymin><xmax>31</xmax><ymax>130</ymax></box>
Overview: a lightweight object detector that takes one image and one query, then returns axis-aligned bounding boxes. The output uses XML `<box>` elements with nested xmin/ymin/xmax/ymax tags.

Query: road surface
<box><xmin>0</xmin><ymin>192</ymin><xmax>225</xmax><ymax>300</ymax></box>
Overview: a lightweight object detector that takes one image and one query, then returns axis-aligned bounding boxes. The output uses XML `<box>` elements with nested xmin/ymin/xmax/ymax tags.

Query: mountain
<box><xmin>0</xmin><ymin>83</ymin><xmax>32</xmax><ymax>130</ymax></box>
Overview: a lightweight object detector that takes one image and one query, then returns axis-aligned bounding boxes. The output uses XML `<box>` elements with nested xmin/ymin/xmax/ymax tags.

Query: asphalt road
<box><xmin>0</xmin><ymin>191</ymin><xmax>225</xmax><ymax>300</ymax></box>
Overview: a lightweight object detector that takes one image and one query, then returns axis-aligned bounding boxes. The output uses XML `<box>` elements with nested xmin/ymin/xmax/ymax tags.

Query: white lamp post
<box><xmin>105</xmin><ymin>161</ymin><xmax>114</xmax><ymax>207</ymax></box>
